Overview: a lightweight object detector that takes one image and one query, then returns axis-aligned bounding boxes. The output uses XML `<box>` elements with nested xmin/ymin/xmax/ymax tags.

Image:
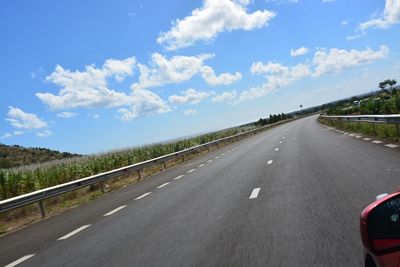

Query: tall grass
<box><xmin>0</xmin><ymin>124</ymin><xmax>256</xmax><ymax>200</ymax></box>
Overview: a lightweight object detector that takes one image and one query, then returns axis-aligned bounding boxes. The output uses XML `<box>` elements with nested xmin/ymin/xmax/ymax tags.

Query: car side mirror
<box><xmin>361</xmin><ymin>192</ymin><xmax>400</xmax><ymax>256</ymax></box>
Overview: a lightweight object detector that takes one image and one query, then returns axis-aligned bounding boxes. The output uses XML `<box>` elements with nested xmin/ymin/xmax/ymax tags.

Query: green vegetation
<box><xmin>0</xmin><ymin>144</ymin><xmax>79</xmax><ymax>169</ymax></box>
<box><xmin>326</xmin><ymin>79</ymin><xmax>399</xmax><ymax>116</ymax></box>
<box><xmin>319</xmin><ymin>117</ymin><xmax>399</xmax><ymax>141</ymax></box>
<box><xmin>0</xmin><ymin>115</ymin><xmax>290</xmax><ymax>200</ymax></box>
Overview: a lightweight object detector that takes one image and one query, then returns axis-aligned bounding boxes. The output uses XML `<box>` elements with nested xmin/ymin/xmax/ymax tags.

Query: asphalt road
<box><xmin>1</xmin><ymin>115</ymin><xmax>400</xmax><ymax>267</ymax></box>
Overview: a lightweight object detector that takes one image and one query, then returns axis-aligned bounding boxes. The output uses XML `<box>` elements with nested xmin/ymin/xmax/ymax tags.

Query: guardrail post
<box><xmin>38</xmin><ymin>200</ymin><xmax>46</xmax><ymax>218</ymax></box>
<box><xmin>163</xmin><ymin>161</ymin><xmax>167</xmax><ymax>169</ymax></box>
<box><xmin>181</xmin><ymin>154</ymin><xmax>185</xmax><ymax>162</ymax></box>
<box><xmin>396</xmin><ymin>124</ymin><xmax>400</xmax><ymax>142</ymax></box>
<box><xmin>100</xmin><ymin>182</ymin><xmax>105</xmax><ymax>193</ymax></box>
<box><xmin>373</xmin><ymin>123</ymin><xmax>376</xmax><ymax>135</ymax></box>
<box><xmin>137</xmin><ymin>169</ymin><xmax>143</xmax><ymax>180</ymax></box>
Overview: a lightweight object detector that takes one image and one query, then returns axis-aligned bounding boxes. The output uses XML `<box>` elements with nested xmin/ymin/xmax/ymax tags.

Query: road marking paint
<box><xmin>215</xmin><ymin>156</ymin><xmax>220</xmax><ymax>159</ymax></box>
<box><xmin>174</xmin><ymin>175</ymin><xmax>184</xmax><ymax>180</ymax></box>
<box><xmin>267</xmin><ymin>160</ymin><xmax>273</xmax><ymax>165</ymax></box>
<box><xmin>206</xmin><ymin>159</ymin><xmax>212</xmax><ymax>163</ymax></box>
<box><xmin>282</xmin><ymin>136</ymin><xmax>286</xmax><ymax>139</ymax></box>
<box><xmin>386</xmin><ymin>144</ymin><xmax>400</xmax><ymax>148</ymax></box>
<box><xmin>198</xmin><ymin>164</ymin><xmax>205</xmax><ymax>168</ymax></box>
<box><xmin>349</xmin><ymin>133</ymin><xmax>356</xmax><ymax>137</ymax></box>
<box><xmin>58</xmin><ymin>225</ymin><xmax>91</xmax><ymax>240</ymax></box>
<box><xmin>363</xmin><ymin>138</ymin><xmax>371</xmax><ymax>141</ymax></box>
<box><xmin>135</xmin><ymin>192</ymin><xmax>152</xmax><ymax>200</ymax></box>
<box><xmin>232</xmin><ymin>148</ymin><xmax>235</xmax><ymax>151</ymax></box>
<box><xmin>221</xmin><ymin>153</ymin><xmax>226</xmax><ymax>156</ymax></box>
<box><xmin>249</xmin><ymin>188</ymin><xmax>261</xmax><ymax>199</ymax></box>
<box><xmin>157</xmin><ymin>182</ymin><xmax>170</xmax><ymax>189</ymax></box>
<box><xmin>187</xmin><ymin>168</ymin><xmax>196</xmax><ymax>173</ymax></box>
<box><xmin>5</xmin><ymin>254</ymin><xmax>36</xmax><ymax>267</ymax></box>
<box><xmin>279</xmin><ymin>141</ymin><xmax>283</xmax><ymax>144</ymax></box>
<box><xmin>355</xmin><ymin>135</ymin><xmax>362</xmax><ymax>138</ymax></box>
<box><xmin>103</xmin><ymin>205</ymin><xmax>127</xmax><ymax>216</ymax></box>
<box><xmin>372</xmin><ymin>140</ymin><xmax>383</xmax><ymax>144</ymax></box>
<box><xmin>274</xmin><ymin>148</ymin><xmax>279</xmax><ymax>151</ymax></box>
<box><xmin>344</xmin><ymin>132</ymin><xmax>349</xmax><ymax>135</ymax></box>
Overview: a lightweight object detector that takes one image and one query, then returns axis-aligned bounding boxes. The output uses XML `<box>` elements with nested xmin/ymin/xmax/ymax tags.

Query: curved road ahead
<box><xmin>2</xmin><ymin>115</ymin><xmax>400</xmax><ymax>266</ymax></box>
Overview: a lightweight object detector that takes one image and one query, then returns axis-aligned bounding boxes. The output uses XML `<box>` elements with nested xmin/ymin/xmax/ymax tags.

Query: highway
<box><xmin>1</xmin><ymin>115</ymin><xmax>400</xmax><ymax>266</ymax></box>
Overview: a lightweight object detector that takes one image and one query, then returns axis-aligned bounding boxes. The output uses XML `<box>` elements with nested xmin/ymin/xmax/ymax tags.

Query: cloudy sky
<box><xmin>1</xmin><ymin>0</ymin><xmax>399</xmax><ymax>154</ymax></box>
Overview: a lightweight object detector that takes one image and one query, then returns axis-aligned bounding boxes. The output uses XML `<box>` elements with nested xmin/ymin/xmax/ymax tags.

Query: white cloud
<box><xmin>231</xmin><ymin>45</ymin><xmax>389</xmax><ymax>104</ymax></box>
<box><xmin>87</xmin><ymin>114</ymin><xmax>100</xmax><ymax>119</ymax></box>
<box><xmin>36</xmin><ymin>57</ymin><xmax>136</xmax><ymax>110</ymax></box>
<box><xmin>201</xmin><ymin>66</ymin><xmax>242</xmax><ymax>85</ymax></box>
<box><xmin>117</xmin><ymin>89</ymin><xmax>170</xmax><ymax>121</ymax></box>
<box><xmin>157</xmin><ymin>0</ymin><xmax>276</xmax><ymax>50</ymax></box>
<box><xmin>341</xmin><ymin>20</ymin><xmax>348</xmax><ymax>25</ymax></box>
<box><xmin>6</xmin><ymin>106</ymin><xmax>48</xmax><ymax>130</ymax></box>
<box><xmin>13</xmin><ymin>131</ymin><xmax>24</xmax><ymax>136</ymax></box>
<box><xmin>168</xmin><ymin>88</ymin><xmax>210</xmax><ymax>104</ymax></box>
<box><xmin>322</xmin><ymin>0</ymin><xmax>334</xmax><ymax>2</ymax></box>
<box><xmin>184</xmin><ymin>109</ymin><xmax>198</xmax><ymax>116</ymax></box>
<box><xmin>358</xmin><ymin>0</ymin><xmax>400</xmax><ymax>31</ymax></box>
<box><xmin>211</xmin><ymin>91</ymin><xmax>238</xmax><ymax>103</ymax></box>
<box><xmin>57</xmin><ymin>111</ymin><xmax>78</xmax><ymax>118</ymax></box>
<box><xmin>37</xmin><ymin>130</ymin><xmax>53</xmax><ymax>138</ymax></box>
<box><xmin>132</xmin><ymin>53</ymin><xmax>241</xmax><ymax>89</ymax></box>
<box><xmin>0</xmin><ymin>133</ymin><xmax>12</xmax><ymax>139</ymax></box>
<box><xmin>133</xmin><ymin>53</ymin><xmax>212</xmax><ymax>90</ymax></box>
<box><xmin>290</xmin><ymin>47</ymin><xmax>309</xmax><ymax>57</ymax></box>
<box><xmin>312</xmin><ymin>45</ymin><xmax>389</xmax><ymax>77</ymax></box>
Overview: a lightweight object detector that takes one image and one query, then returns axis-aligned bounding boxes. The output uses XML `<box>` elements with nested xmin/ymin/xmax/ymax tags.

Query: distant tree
<box><xmin>299</xmin><ymin>104</ymin><xmax>303</xmax><ymax>112</ymax></box>
<box><xmin>379</xmin><ymin>80</ymin><xmax>387</xmax><ymax>91</ymax></box>
<box><xmin>388</xmin><ymin>79</ymin><xmax>397</xmax><ymax>90</ymax></box>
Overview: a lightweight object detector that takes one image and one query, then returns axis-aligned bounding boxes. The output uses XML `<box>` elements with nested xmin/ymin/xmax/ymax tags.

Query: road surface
<box><xmin>1</xmin><ymin>115</ymin><xmax>400</xmax><ymax>266</ymax></box>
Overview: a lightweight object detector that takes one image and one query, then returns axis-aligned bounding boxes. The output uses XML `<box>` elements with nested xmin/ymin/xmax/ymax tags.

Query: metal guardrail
<box><xmin>0</xmin><ymin>120</ymin><xmax>289</xmax><ymax>217</ymax></box>
<box><xmin>319</xmin><ymin>114</ymin><xmax>400</xmax><ymax>141</ymax></box>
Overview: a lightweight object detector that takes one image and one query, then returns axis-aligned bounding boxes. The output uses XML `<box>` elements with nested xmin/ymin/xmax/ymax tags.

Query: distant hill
<box><xmin>0</xmin><ymin>143</ymin><xmax>80</xmax><ymax>169</ymax></box>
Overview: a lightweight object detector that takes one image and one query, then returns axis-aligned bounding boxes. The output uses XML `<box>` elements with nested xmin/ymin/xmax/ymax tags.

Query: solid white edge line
<box><xmin>5</xmin><ymin>254</ymin><xmax>36</xmax><ymax>267</ymax></box>
<box><xmin>187</xmin><ymin>168</ymin><xmax>196</xmax><ymax>173</ymax></box>
<box><xmin>174</xmin><ymin>175</ymin><xmax>184</xmax><ymax>180</ymax></box>
<box><xmin>267</xmin><ymin>160</ymin><xmax>273</xmax><ymax>165</ymax></box>
<box><xmin>103</xmin><ymin>205</ymin><xmax>127</xmax><ymax>216</ymax></box>
<box><xmin>249</xmin><ymin>188</ymin><xmax>261</xmax><ymax>199</ymax></box>
<box><xmin>157</xmin><ymin>182</ymin><xmax>170</xmax><ymax>189</ymax></box>
<box><xmin>58</xmin><ymin>225</ymin><xmax>91</xmax><ymax>240</ymax></box>
<box><xmin>135</xmin><ymin>192</ymin><xmax>152</xmax><ymax>200</ymax></box>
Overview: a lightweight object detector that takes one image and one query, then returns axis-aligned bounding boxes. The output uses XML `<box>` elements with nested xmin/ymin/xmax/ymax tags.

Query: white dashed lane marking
<box><xmin>103</xmin><ymin>205</ymin><xmax>127</xmax><ymax>216</ymax></box>
<box><xmin>274</xmin><ymin>148</ymin><xmax>279</xmax><ymax>151</ymax></box>
<box><xmin>58</xmin><ymin>225</ymin><xmax>91</xmax><ymax>240</ymax></box>
<box><xmin>355</xmin><ymin>135</ymin><xmax>362</xmax><ymax>139</ymax></box>
<box><xmin>198</xmin><ymin>164</ymin><xmax>205</xmax><ymax>168</ymax></box>
<box><xmin>363</xmin><ymin>138</ymin><xmax>371</xmax><ymax>141</ymax></box>
<box><xmin>157</xmin><ymin>182</ymin><xmax>170</xmax><ymax>189</ymax></box>
<box><xmin>206</xmin><ymin>160</ymin><xmax>212</xmax><ymax>163</ymax></box>
<box><xmin>249</xmin><ymin>188</ymin><xmax>261</xmax><ymax>199</ymax></box>
<box><xmin>215</xmin><ymin>156</ymin><xmax>220</xmax><ymax>159</ymax></box>
<box><xmin>386</xmin><ymin>144</ymin><xmax>399</xmax><ymax>148</ymax></box>
<box><xmin>135</xmin><ymin>192</ymin><xmax>152</xmax><ymax>200</ymax></box>
<box><xmin>5</xmin><ymin>255</ymin><xmax>36</xmax><ymax>267</ymax></box>
<box><xmin>187</xmin><ymin>168</ymin><xmax>196</xmax><ymax>173</ymax></box>
<box><xmin>279</xmin><ymin>141</ymin><xmax>283</xmax><ymax>144</ymax></box>
<box><xmin>372</xmin><ymin>140</ymin><xmax>383</xmax><ymax>144</ymax></box>
<box><xmin>174</xmin><ymin>175</ymin><xmax>184</xmax><ymax>180</ymax></box>
<box><xmin>267</xmin><ymin>160</ymin><xmax>273</xmax><ymax>165</ymax></box>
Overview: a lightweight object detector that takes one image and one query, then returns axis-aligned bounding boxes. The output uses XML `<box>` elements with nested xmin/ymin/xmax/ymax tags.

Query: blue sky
<box><xmin>1</xmin><ymin>0</ymin><xmax>400</xmax><ymax>154</ymax></box>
